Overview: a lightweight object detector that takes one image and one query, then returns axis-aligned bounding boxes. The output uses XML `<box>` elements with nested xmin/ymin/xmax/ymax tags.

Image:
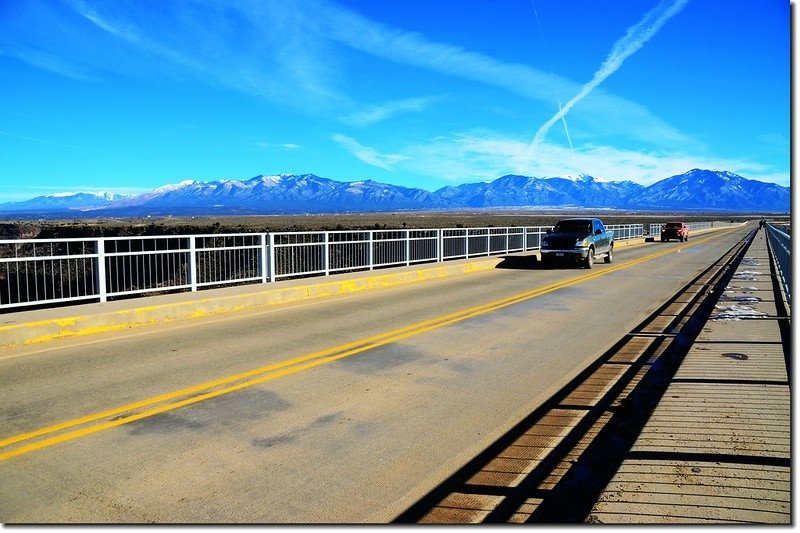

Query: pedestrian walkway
<box><xmin>588</xmin><ymin>228</ymin><xmax>790</xmax><ymax>524</ymax></box>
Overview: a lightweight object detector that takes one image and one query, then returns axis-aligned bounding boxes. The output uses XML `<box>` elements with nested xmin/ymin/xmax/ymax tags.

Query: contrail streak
<box><xmin>531</xmin><ymin>0</ymin><xmax>574</xmax><ymax>154</ymax></box>
<box><xmin>531</xmin><ymin>0</ymin><xmax>689</xmax><ymax>148</ymax></box>
<box><xmin>0</xmin><ymin>130</ymin><xmax>89</xmax><ymax>150</ymax></box>
<box><xmin>558</xmin><ymin>101</ymin><xmax>574</xmax><ymax>152</ymax></box>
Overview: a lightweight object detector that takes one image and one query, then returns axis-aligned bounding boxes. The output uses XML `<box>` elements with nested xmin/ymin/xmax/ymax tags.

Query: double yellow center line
<box><xmin>0</xmin><ymin>229</ymin><xmax>736</xmax><ymax>461</ymax></box>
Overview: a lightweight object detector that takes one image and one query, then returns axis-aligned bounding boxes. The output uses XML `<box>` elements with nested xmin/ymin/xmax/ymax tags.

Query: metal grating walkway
<box><xmin>589</xmin><ymin>229</ymin><xmax>790</xmax><ymax>524</ymax></box>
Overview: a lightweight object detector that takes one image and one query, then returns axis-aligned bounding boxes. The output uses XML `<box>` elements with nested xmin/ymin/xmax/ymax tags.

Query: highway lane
<box><xmin>0</xmin><ymin>225</ymin><xmax>751</xmax><ymax>523</ymax></box>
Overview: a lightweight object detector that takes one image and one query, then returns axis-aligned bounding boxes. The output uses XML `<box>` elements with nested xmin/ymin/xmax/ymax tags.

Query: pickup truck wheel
<box><xmin>604</xmin><ymin>247</ymin><xmax>613</xmax><ymax>263</ymax></box>
<box><xmin>584</xmin><ymin>248</ymin><xmax>594</xmax><ymax>269</ymax></box>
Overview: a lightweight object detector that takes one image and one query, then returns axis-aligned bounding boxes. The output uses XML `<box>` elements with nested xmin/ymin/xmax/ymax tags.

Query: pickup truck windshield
<box><xmin>554</xmin><ymin>220</ymin><xmax>592</xmax><ymax>232</ymax></box>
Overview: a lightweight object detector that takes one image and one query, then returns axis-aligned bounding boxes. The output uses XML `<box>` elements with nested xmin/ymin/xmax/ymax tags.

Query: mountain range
<box><xmin>0</xmin><ymin>169</ymin><xmax>789</xmax><ymax>217</ymax></box>
<box><xmin>1</xmin><ymin>191</ymin><xmax>125</xmax><ymax>214</ymax></box>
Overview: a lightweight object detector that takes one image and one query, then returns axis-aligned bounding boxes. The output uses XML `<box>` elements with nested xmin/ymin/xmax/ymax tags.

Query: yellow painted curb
<box><xmin>0</xmin><ymin>258</ymin><xmax>506</xmax><ymax>348</ymax></box>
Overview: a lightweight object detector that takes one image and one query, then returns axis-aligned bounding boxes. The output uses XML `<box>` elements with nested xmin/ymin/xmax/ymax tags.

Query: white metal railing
<box><xmin>0</xmin><ymin>227</ymin><xmax>551</xmax><ymax>310</ymax></box>
<box><xmin>765</xmin><ymin>223</ymin><xmax>791</xmax><ymax>305</ymax></box>
<box><xmin>0</xmin><ymin>238</ymin><xmax>101</xmax><ymax>308</ymax></box>
<box><xmin>606</xmin><ymin>224</ymin><xmax>644</xmax><ymax>241</ymax></box>
<box><xmin>0</xmin><ymin>221</ymin><xmax>747</xmax><ymax>311</ymax></box>
<box><xmin>270</xmin><ymin>227</ymin><xmax>548</xmax><ymax>281</ymax></box>
<box><xmin>103</xmin><ymin>235</ymin><xmax>192</xmax><ymax>298</ymax></box>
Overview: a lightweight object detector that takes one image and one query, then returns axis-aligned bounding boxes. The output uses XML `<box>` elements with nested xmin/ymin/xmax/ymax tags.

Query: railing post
<box><xmin>486</xmin><ymin>229</ymin><xmax>490</xmax><ymax>256</ymax></box>
<box><xmin>189</xmin><ymin>236</ymin><xmax>197</xmax><ymax>292</ymax></box>
<box><xmin>324</xmin><ymin>232</ymin><xmax>330</xmax><ymax>276</ymax></box>
<box><xmin>268</xmin><ymin>233</ymin><xmax>276</xmax><ymax>283</ymax></box>
<box><xmin>369</xmin><ymin>230</ymin><xmax>374</xmax><ymax>271</ymax></box>
<box><xmin>405</xmin><ymin>230</ymin><xmax>410</xmax><ymax>266</ymax></box>
<box><xmin>96</xmin><ymin>238</ymin><xmax>107</xmax><ymax>303</ymax></box>
<box><xmin>437</xmin><ymin>229</ymin><xmax>443</xmax><ymax>262</ymax></box>
<box><xmin>260</xmin><ymin>233</ymin><xmax>268</xmax><ymax>284</ymax></box>
<box><xmin>466</xmin><ymin>229</ymin><xmax>470</xmax><ymax>258</ymax></box>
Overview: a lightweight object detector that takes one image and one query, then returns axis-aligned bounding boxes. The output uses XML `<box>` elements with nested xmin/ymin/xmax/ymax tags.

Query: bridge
<box><xmin>0</xmin><ymin>221</ymin><xmax>790</xmax><ymax>523</ymax></box>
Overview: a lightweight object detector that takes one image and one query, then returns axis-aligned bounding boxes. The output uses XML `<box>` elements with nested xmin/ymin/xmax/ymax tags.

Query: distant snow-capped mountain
<box><xmin>435</xmin><ymin>174</ymin><xmax>644</xmax><ymax>208</ymax></box>
<box><xmin>628</xmin><ymin>169</ymin><xmax>790</xmax><ymax>211</ymax></box>
<box><xmin>0</xmin><ymin>191</ymin><xmax>125</xmax><ymax>213</ymax></box>
<box><xmin>112</xmin><ymin>174</ymin><xmax>446</xmax><ymax>215</ymax></box>
<box><xmin>0</xmin><ymin>169</ymin><xmax>789</xmax><ymax>218</ymax></box>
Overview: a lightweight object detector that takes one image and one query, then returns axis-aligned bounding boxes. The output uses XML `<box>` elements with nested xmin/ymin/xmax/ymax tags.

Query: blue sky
<box><xmin>0</xmin><ymin>0</ymin><xmax>790</xmax><ymax>203</ymax></box>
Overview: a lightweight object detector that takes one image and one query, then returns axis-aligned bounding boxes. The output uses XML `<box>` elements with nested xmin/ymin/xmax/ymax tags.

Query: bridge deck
<box><xmin>0</xmin><ymin>226</ymin><xmax>789</xmax><ymax>524</ymax></box>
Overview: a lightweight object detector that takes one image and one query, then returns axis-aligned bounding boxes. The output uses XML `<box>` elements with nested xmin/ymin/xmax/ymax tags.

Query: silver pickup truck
<box><xmin>540</xmin><ymin>217</ymin><xmax>614</xmax><ymax>269</ymax></box>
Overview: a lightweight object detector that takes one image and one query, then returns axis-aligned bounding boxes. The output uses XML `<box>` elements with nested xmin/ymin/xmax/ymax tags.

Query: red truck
<box><xmin>661</xmin><ymin>221</ymin><xmax>689</xmax><ymax>242</ymax></box>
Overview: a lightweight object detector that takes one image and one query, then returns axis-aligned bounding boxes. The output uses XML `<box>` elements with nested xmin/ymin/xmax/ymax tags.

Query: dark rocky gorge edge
<box><xmin>0</xmin><ymin>211</ymin><xmax>771</xmax><ymax>241</ymax></box>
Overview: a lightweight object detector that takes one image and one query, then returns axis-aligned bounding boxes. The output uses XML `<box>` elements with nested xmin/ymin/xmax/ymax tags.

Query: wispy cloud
<box><xmin>68</xmin><ymin>0</ymin><xmax>203</xmax><ymax>72</ymax></box>
<box><xmin>332</xmin><ymin>134</ymin><xmax>407</xmax><ymax>171</ymax></box>
<box><xmin>255</xmin><ymin>141</ymin><xmax>301</xmax><ymax>150</ymax></box>
<box><xmin>385</xmin><ymin>132</ymin><xmax>787</xmax><ymax>187</ymax></box>
<box><xmin>311</xmin><ymin>0</ymin><xmax>692</xmax><ymax>148</ymax></box>
<box><xmin>531</xmin><ymin>0</ymin><xmax>690</xmax><ymax>147</ymax></box>
<box><xmin>756</xmin><ymin>133</ymin><xmax>790</xmax><ymax>155</ymax></box>
<box><xmin>0</xmin><ymin>46</ymin><xmax>96</xmax><ymax>81</ymax></box>
<box><xmin>29</xmin><ymin>0</ymin><xmax>350</xmax><ymax>110</ymax></box>
<box><xmin>343</xmin><ymin>95</ymin><xmax>442</xmax><ymax>126</ymax></box>
<box><xmin>3</xmin><ymin>0</ymin><xmax>691</xmax><ymax>150</ymax></box>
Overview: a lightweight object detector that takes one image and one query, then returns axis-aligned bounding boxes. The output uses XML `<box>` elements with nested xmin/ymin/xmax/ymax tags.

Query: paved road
<box><xmin>0</xmin><ymin>225</ymin><xmax>751</xmax><ymax>523</ymax></box>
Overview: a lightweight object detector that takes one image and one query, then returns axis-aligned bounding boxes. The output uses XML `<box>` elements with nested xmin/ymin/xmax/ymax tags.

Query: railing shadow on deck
<box><xmin>394</xmin><ymin>228</ymin><xmax>758</xmax><ymax>524</ymax></box>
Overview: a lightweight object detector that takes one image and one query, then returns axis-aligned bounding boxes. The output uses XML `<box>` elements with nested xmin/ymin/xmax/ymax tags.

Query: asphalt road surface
<box><xmin>0</xmin><ymin>225</ymin><xmax>751</xmax><ymax>523</ymax></box>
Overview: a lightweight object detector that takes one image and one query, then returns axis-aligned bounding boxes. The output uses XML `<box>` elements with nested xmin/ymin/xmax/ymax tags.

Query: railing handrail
<box><xmin>0</xmin><ymin>237</ymin><xmax>98</xmax><ymax>245</ymax></box>
<box><xmin>767</xmin><ymin>224</ymin><xmax>790</xmax><ymax>240</ymax></box>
